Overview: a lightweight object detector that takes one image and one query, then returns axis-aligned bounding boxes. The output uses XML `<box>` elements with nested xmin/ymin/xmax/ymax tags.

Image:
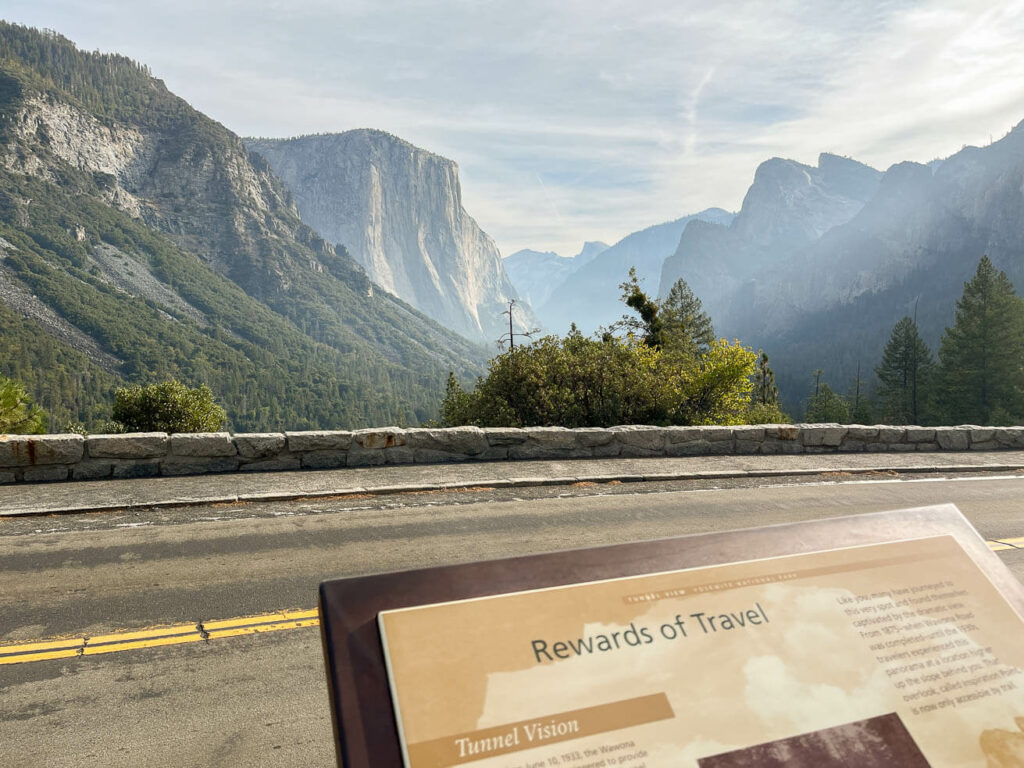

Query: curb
<box><xmin>4</xmin><ymin>462</ymin><xmax>1023</xmax><ymax>517</ymax></box>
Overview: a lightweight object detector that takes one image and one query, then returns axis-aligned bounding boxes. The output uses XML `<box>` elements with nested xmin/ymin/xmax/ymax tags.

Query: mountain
<box><xmin>503</xmin><ymin>249</ymin><xmax>572</xmax><ymax>311</ymax></box>
<box><xmin>744</xmin><ymin>125</ymin><xmax>1024</xmax><ymax>412</ymax></box>
<box><xmin>662</xmin><ymin>127</ymin><xmax>1024</xmax><ymax>414</ymax></box>
<box><xmin>659</xmin><ymin>154</ymin><xmax>882</xmax><ymax>317</ymax></box>
<box><xmin>0</xmin><ymin>22</ymin><xmax>484</xmax><ymax>430</ymax></box>
<box><xmin>502</xmin><ymin>241</ymin><xmax>608</xmax><ymax>312</ymax></box>
<box><xmin>245</xmin><ymin>131</ymin><xmax>535</xmax><ymax>343</ymax></box>
<box><xmin>571</xmin><ymin>240</ymin><xmax>611</xmax><ymax>270</ymax></box>
<box><xmin>538</xmin><ymin>209</ymin><xmax>734</xmax><ymax>334</ymax></box>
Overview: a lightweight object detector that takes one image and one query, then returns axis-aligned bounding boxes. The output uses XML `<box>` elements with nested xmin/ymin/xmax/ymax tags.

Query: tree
<box><xmin>617</xmin><ymin>268</ymin><xmax>665</xmax><ymax>349</ymax></box>
<box><xmin>0</xmin><ymin>375</ymin><xmax>47</xmax><ymax>434</ymax></box>
<box><xmin>876</xmin><ymin>316</ymin><xmax>934</xmax><ymax>424</ymax></box>
<box><xmin>744</xmin><ymin>350</ymin><xmax>788</xmax><ymax>423</ymax></box>
<box><xmin>752</xmin><ymin>351</ymin><xmax>778</xmax><ymax>407</ymax></box>
<box><xmin>111</xmin><ymin>380</ymin><xmax>227</xmax><ymax>433</ymax></box>
<box><xmin>848</xmin><ymin>362</ymin><xmax>875</xmax><ymax>424</ymax></box>
<box><xmin>805</xmin><ymin>371</ymin><xmax>850</xmax><ymax>422</ymax></box>
<box><xmin>661</xmin><ymin>277</ymin><xmax>715</xmax><ymax>356</ymax></box>
<box><xmin>936</xmin><ymin>256</ymin><xmax>1024</xmax><ymax>425</ymax></box>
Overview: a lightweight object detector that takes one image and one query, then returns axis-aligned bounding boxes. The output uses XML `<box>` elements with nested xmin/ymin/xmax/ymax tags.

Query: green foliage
<box><xmin>936</xmin><ymin>256</ymin><xmax>1024</xmax><ymax>425</ymax></box>
<box><xmin>0</xmin><ymin>374</ymin><xmax>47</xmax><ymax>434</ymax></box>
<box><xmin>672</xmin><ymin>340</ymin><xmax>756</xmax><ymax>425</ymax></box>
<box><xmin>444</xmin><ymin>272</ymin><xmax>757</xmax><ymax>428</ymax></box>
<box><xmin>740</xmin><ymin>350</ymin><xmax>788</xmax><ymax>423</ymax></box>
<box><xmin>752</xmin><ymin>351</ymin><xmax>779</xmax><ymax>407</ymax></box>
<box><xmin>440</xmin><ymin>331</ymin><xmax>756</xmax><ymax>428</ymax></box>
<box><xmin>661</xmin><ymin>278</ymin><xmax>716</xmax><ymax>357</ymax></box>
<box><xmin>617</xmin><ymin>268</ymin><xmax>665</xmax><ymax>349</ymax></box>
<box><xmin>805</xmin><ymin>380</ymin><xmax>851</xmax><ymax>422</ymax></box>
<box><xmin>0</xmin><ymin>157</ymin><xmax>480</xmax><ymax>431</ymax></box>
<box><xmin>876</xmin><ymin>316</ymin><xmax>934</xmax><ymax>424</ymax></box>
<box><xmin>0</xmin><ymin>22</ymin><xmax>485</xmax><ymax>431</ymax></box>
<box><xmin>743</xmin><ymin>402</ymin><xmax>790</xmax><ymax>424</ymax></box>
<box><xmin>614</xmin><ymin>269</ymin><xmax>717</xmax><ymax>362</ymax></box>
<box><xmin>111</xmin><ymin>380</ymin><xmax>226</xmax><ymax>433</ymax></box>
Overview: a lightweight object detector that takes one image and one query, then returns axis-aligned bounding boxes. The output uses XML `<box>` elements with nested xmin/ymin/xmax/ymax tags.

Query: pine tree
<box><xmin>617</xmin><ymin>267</ymin><xmax>665</xmax><ymax>349</ymax></box>
<box><xmin>849</xmin><ymin>361</ymin><xmax>875</xmax><ymax>424</ymax></box>
<box><xmin>805</xmin><ymin>370</ymin><xmax>849</xmax><ymax>422</ymax></box>
<box><xmin>876</xmin><ymin>316</ymin><xmax>934</xmax><ymax>424</ymax></box>
<box><xmin>937</xmin><ymin>256</ymin><xmax>1024</xmax><ymax>425</ymax></box>
<box><xmin>661</xmin><ymin>277</ymin><xmax>715</xmax><ymax>356</ymax></box>
<box><xmin>0</xmin><ymin>375</ymin><xmax>47</xmax><ymax>434</ymax></box>
<box><xmin>753</xmin><ymin>351</ymin><xmax>778</xmax><ymax>406</ymax></box>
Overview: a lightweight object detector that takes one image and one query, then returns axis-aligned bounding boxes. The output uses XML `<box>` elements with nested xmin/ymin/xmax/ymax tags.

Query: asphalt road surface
<box><xmin>2</xmin><ymin>470</ymin><xmax>1023</xmax><ymax>767</ymax></box>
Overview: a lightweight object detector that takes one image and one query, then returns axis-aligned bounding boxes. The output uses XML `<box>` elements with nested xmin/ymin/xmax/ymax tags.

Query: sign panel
<box><xmin>318</xmin><ymin>504</ymin><xmax>1024</xmax><ymax>768</ymax></box>
<box><xmin>377</xmin><ymin>535</ymin><xmax>1024</xmax><ymax>767</ymax></box>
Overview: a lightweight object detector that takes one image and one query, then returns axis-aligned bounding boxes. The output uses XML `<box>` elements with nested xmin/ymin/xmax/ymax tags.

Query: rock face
<box><xmin>659</xmin><ymin>154</ymin><xmax>882</xmax><ymax>319</ymax></box>
<box><xmin>539</xmin><ymin>209</ymin><xmax>734</xmax><ymax>334</ymax></box>
<box><xmin>658</xmin><ymin>123</ymin><xmax>1024</xmax><ymax>414</ymax></box>
<box><xmin>247</xmin><ymin>131</ymin><xmax>535</xmax><ymax>343</ymax></box>
<box><xmin>503</xmin><ymin>241</ymin><xmax>608</xmax><ymax>313</ymax></box>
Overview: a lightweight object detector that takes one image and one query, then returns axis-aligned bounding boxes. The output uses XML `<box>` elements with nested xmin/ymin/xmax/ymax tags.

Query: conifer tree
<box><xmin>0</xmin><ymin>375</ymin><xmax>47</xmax><ymax>434</ymax></box>
<box><xmin>753</xmin><ymin>351</ymin><xmax>778</xmax><ymax>407</ymax></box>
<box><xmin>876</xmin><ymin>316</ymin><xmax>934</xmax><ymax>424</ymax></box>
<box><xmin>661</xmin><ymin>277</ymin><xmax>715</xmax><ymax>355</ymax></box>
<box><xmin>937</xmin><ymin>256</ymin><xmax>1024</xmax><ymax>425</ymax></box>
<box><xmin>617</xmin><ymin>268</ymin><xmax>665</xmax><ymax>349</ymax></box>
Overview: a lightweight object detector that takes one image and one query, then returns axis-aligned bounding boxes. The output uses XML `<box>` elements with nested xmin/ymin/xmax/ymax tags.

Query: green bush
<box><xmin>440</xmin><ymin>331</ymin><xmax>756</xmax><ymax>428</ymax></box>
<box><xmin>0</xmin><ymin>375</ymin><xmax>47</xmax><ymax>434</ymax></box>
<box><xmin>111</xmin><ymin>380</ymin><xmax>226</xmax><ymax>433</ymax></box>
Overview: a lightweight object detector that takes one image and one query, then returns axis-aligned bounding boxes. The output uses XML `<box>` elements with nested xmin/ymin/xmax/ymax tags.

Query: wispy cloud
<box><xmin>5</xmin><ymin>0</ymin><xmax>1024</xmax><ymax>256</ymax></box>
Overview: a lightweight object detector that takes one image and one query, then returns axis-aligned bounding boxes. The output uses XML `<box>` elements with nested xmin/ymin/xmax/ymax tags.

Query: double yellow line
<box><xmin>4</xmin><ymin>537</ymin><xmax>1024</xmax><ymax>667</ymax></box>
<box><xmin>0</xmin><ymin>608</ymin><xmax>319</xmax><ymax>666</ymax></box>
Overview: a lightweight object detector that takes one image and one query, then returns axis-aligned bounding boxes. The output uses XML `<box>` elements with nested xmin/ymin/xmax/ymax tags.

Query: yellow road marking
<box><xmin>0</xmin><ymin>610</ymin><xmax>322</xmax><ymax>666</ymax></box>
<box><xmin>2</xmin><ymin>538</ymin><xmax>1023</xmax><ymax>666</ymax></box>
<box><xmin>990</xmin><ymin>536</ymin><xmax>1024</xmax><ymax>551</ymax></box>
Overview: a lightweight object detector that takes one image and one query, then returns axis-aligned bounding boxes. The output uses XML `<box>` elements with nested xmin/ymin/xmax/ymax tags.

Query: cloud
<box><xmin>5</xmin><ymin>0</ymin><xmax>1024</xmax><ymax>256</ymax></box>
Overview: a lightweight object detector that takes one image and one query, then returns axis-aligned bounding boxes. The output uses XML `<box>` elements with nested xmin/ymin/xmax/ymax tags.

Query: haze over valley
<box><xmin>1</xmin><ymin>3</ymin><xmax>1023</xmax><ymax>430</ymax></box>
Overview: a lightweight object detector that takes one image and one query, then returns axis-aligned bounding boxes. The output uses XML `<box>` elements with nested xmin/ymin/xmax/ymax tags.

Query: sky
<box><xmin>5</xmin><ymin>0</ymin><xmax>1024</xmax><ymax>258</ymax></box>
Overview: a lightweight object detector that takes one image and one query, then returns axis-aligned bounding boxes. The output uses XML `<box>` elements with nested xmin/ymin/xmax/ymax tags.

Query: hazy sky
<box><xmin>6</xmin><ymin>0</ymin><xmax>1024</xmax><ymax>257</ymax></box>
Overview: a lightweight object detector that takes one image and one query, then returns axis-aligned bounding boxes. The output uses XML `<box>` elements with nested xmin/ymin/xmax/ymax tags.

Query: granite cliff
<box><xmin>659</xmin><ymin>153</ymin><xmax>882</xmax><ymax>320</ymax></box>
<box><xmin>246</xmin><ymin>131</ymin><xmax>535</xmax><ymax>343</ymax></box>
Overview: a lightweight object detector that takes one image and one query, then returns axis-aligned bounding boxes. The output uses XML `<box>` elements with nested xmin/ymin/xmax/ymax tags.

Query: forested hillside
<box><xmin>0</xmin><ymin>23</ymin><xmax>484</xmax><ymax>431</ymax></box>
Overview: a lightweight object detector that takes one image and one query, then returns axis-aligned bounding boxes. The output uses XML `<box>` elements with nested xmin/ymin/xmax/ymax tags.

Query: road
<box><xmin>2</xmin><ymin>470</ymin><xmax>1023</xmax><ymax>767</ymax></box>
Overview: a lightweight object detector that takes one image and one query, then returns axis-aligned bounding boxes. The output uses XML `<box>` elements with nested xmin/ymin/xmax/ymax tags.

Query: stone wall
<box><xmin>1</xmin><ymin>424</ymin><xmax>1022</xmax><ymax>484</ymax></box>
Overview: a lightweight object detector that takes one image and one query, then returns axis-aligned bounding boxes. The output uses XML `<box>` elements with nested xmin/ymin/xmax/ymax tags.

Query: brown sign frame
<box><xmin>317</xmin><ymin>503</ymin><xmax>1024</xmax><ymax>768</ymax></box>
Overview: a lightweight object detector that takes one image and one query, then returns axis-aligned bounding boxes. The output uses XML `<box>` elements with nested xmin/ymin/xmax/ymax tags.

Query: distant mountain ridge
<box><xmin>660</xmin><ymin>129</ymin><xmax>1024</xmax><ymax>412</ymax></box>
<box><xmin>246</xmin><ymin>130</ymin><xmax>536</xmax><ymax>343</ymax></box>
<box><xmin>537</xmin><ymin>208</ymin><xmax>735</xmax><ymax>334</ymax></box>
<box><xmin>502</xmin><ymin>240</ymin><xmax>609</xmax><ymax>313</ymax></box>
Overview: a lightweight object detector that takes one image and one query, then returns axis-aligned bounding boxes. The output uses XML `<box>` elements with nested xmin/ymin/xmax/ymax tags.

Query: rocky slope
<box><xmin>539</xmin><ymin>209</ymin><xmax>734</xmax><ymax>334</ymax></box>
<box><xmin>0</xmin><ymin>22</ymin><xmax>483</xmax><ymax>429</ymax></box>
<box><xmin>246</xmin><ymin>131</ymin><xmax>535</xmax><ymax>342</ymax></box>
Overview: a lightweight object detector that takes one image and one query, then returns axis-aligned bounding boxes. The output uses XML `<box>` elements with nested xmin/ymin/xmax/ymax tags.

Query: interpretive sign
<box><xmin>319</xmin><ymin>504</ymin><xmax>1024</xmax><ymax>768</ymax></box>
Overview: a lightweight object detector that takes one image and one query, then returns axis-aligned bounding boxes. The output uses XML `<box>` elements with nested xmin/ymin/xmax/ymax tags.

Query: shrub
<box><xmin>111</xmin><ymin>380</ymin><xmax>226</xmax><ymax>433</ymax></box>
<box><xmin>440</xmin><ymin>333</ymin><xmax>756</xmax><ymax>428</ymax></box>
